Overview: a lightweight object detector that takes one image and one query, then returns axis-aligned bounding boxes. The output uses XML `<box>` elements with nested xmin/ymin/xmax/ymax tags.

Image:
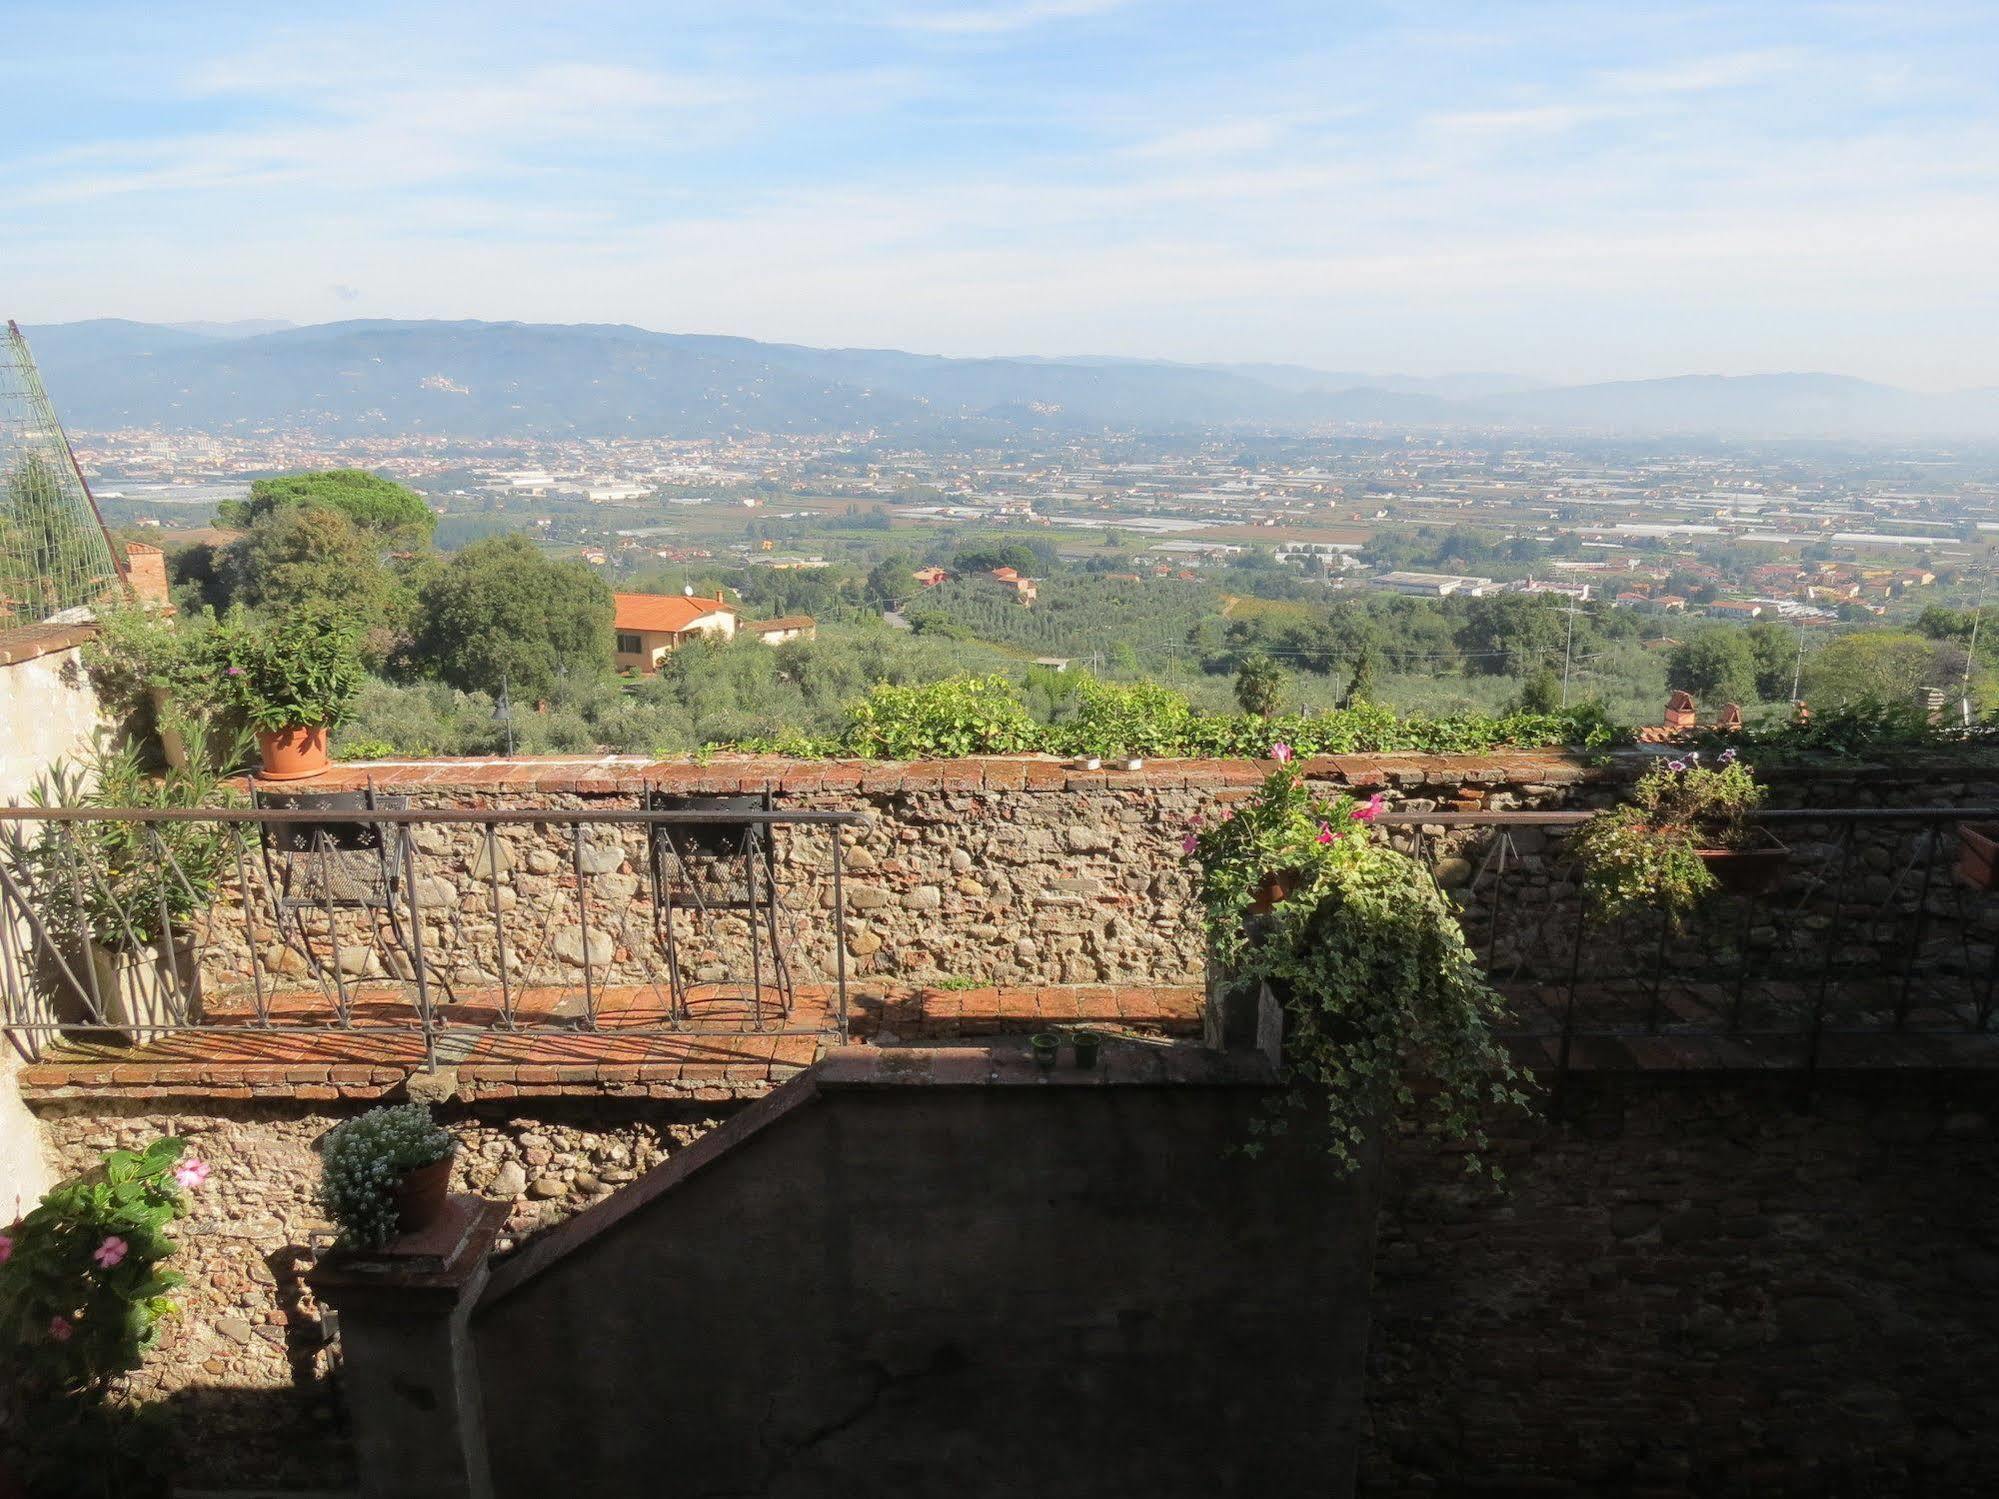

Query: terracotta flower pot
<box><xmin>393</xmin><ymin>1153</ymin><xmax>455</xmax><ymax>1234</ymax></box>
<box><xmin>255</xmin><ymin>725</ymin><xmax>331</xmax><ymax>781</ymax></box>
<box><xmin>1695</xmin><ymin>837</ymin><xmax>1790</xmax><ymax>896</ymax></box>
<box><xmin>1247</xmin><ymin>867</ymin><xmax>1310</xmax><ymax>915</ymax></box>
<box><xmin>1957</xmin><ymin>823</ymin><xmax>1999</xmax><ymax>890</ymax></box>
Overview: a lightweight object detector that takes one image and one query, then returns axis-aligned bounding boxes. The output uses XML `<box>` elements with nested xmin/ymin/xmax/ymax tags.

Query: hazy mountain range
<box><xmin>19</xmin><ymin>318</ymin><xmax>1999</xmax><ymax>442</ymax></box>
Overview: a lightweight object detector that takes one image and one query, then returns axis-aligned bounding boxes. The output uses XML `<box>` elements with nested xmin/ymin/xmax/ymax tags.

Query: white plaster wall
<box><xmin>0</xmin><ymin>641</ymin><xmax>111</xmax><ymax>1206</ymax></box>
<box><xmin>0</xmin><ymin>642</ymin><xmax>108</xmax><ymax>803</ymax></box>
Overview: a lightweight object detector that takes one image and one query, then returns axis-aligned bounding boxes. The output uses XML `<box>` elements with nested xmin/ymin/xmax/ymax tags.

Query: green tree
<box><xmin>1744</xmin><ymin>620</ymin><xmax>1800</xmax><ymax>701</ymax></box>
<box><xmin>1667</xmin><ymin>630</ymin><xmax>1757</xmax><ymax>708</ymax></box>
<box><xmin>1</xmin><ymin>452</ymin><xmax>122</xmax><ymax>619</ymax></box>
<box><xmin>1801</xmin><ymin>631</ymin><xmax>1966</xmax><ymax>711</ymax></box>
<box><xmin>1514</xmin><ymin>668</ymin><xmax>1562</xmax><ymax>714</ymax></box>
<box><xmin>1234</xmin><ymin>651</ymin><xmax>1286</xmax><ymax>718</ymax></box>
<box><xmin>219</xmin><ymin>506</ymin><xmax>414</xmax><ymax>661</ymax></box>
<box><xmin>219</xmin><ymin>469</ymin><xmax>435</xmax><ymax>540</ymax></box>
<box><xmin>414</xmin><ymin>535</ymin><xmax>614</xmax><ymax>699</ymax></box>
<box><xmin>1346</xmin><ymin>644</ymin><xmax>1378</xmax><ymax>705</ymax></box>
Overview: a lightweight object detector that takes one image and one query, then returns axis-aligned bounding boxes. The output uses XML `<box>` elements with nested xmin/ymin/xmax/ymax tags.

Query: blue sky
<box><xmin>3</xmin><ymin>1</ymin><xmax>1996</xmax><ymax>386</ymax></box>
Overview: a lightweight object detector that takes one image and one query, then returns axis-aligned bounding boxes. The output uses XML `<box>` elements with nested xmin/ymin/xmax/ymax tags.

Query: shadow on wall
<box><xmin>469</xmin><ymin>1056</ymin><xmax>1381</xmax><ymax>1499</ymax></box>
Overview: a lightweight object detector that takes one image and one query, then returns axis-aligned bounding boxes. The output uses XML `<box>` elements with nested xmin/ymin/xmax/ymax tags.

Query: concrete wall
<box><xmin>472</xmin><ymin>1051</ymin><xmax>1380</xmax><ymax>1499</ymax></box>
<box><xmin>0</xmin><ymin>623</ymin><xmax>111</xmax><ymax>1209</ymax></box>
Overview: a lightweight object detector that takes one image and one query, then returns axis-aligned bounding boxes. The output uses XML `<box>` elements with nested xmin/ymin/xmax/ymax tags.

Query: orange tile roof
<box><xmin>613</xmin><ymin>592</ymin><xmax>734</xmax><ymax>633</ymax></box>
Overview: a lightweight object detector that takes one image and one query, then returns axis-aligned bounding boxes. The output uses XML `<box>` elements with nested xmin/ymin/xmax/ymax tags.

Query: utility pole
<box><xmin>1961</xmin><ymin>593</ymin><xmax>1985</xmax><ymax>727</ymax></box>
<box><xmin>1790</xmin><ymin>622</ymin><xmax>1808</xmax><ymax>705</ymax></box>
<box><xmin>1557</xmin><ymin>604</ymin><xmax>1583</xmax><ymax>708</ymax></box>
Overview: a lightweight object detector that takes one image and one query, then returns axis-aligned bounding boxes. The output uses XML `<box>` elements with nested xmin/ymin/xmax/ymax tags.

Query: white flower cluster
<box><xmin>318</xmin><ymin>1102</ymin><xmax>453</xmax><ymax>1249</ymax></box>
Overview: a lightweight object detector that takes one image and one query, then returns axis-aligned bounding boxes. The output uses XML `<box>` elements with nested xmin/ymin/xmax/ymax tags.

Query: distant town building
<box><xmin>986</xmin><ymin>567</ymin><xmax>1038</xmax><ymax>605</ymax></box>
<box><xmin>911</xmin><ymin>565</ymin><xmax>951</xmax><ymax>587</ymax></box>
<box><xmin>1369</xmin><ymin>570</ymin><xmax>1494</xmax><ymax>598</ymax></box>
<box><xmin>741</xmin><ymin>615</ymin><xmax>818</xmax><ymax>646</ymax></box>
<box><xmin>613</xmin><ymin>591</ymin><xmax>737</xmax><ymax>673</ymax></box>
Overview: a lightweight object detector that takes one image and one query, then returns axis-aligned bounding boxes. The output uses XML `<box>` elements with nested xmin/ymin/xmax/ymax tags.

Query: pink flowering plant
<box><xmin>1187</xmin><ymin>754</ymin><xmax>1524</xmax><ymax>1177</ymax></box>
<box><xmin>0</xmin><ymin>1136</ymin><xmax>195</xmax><ymax>1399</ymax></box>
<box><xmin>1571</xmin><ymin>749</ymin><xmax>1765</xmax><ymax>925</ymax></box>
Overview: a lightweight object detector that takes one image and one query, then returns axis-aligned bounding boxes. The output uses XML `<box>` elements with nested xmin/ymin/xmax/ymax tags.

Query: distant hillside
<box><xmin>16</xmin><ymin>318</ymin><xmax>1999</xmax><ymax>440</ymax></box>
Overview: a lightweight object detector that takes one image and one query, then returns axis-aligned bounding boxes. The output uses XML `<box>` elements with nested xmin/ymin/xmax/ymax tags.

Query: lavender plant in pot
<box><xmin>1571</xmin><ymin>748</ymin><xmax>1787</xmax><ymax>924</ymax></box>
<box><xmin>210</xmin><ymin>602</ymin><xmax>365</xmax><ymax>781</ymax></box>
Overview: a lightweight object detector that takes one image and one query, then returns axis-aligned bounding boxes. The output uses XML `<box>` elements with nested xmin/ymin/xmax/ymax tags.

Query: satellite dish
<box><xmin>683</xmin><ymin>585</ymin><xmax>694</xmax><ymax>596</ymax></box>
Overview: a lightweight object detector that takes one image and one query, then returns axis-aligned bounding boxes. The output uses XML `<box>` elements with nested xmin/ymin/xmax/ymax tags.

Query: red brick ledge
<box><xmin>277</xmin><ymin>749</ymin><xmax>1604</xmax><ymax>798</ymax></box>
<box><xmin>0</xmin><ymin>620</ymin><xmax>98</xmax><ymax>666</ymax></box>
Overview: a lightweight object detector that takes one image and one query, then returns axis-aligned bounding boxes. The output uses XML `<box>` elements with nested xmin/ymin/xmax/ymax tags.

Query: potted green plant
<box><xmin>0</xmin><ymin>1135</ymin><xmax>199</xmax><ymax>1497</ymax></box>
<box><xmin>4</xmin><ymin>740</ymin><xmax>240</xmax><ymax>1042</ymax></box>
<box><xmin>319</xmin><ymin>1103</ymin><xmax>457</xmax><ymax>1248</ymax></box>
<box><xmin>1570</xmin><ymin>748</ymin><xmax>1785</xmax><ymax>925</ymax></box>
<box><xmin>1187</xmin><ymin>747</ymin><xmax>1524</xmax><ymax>1176</ymax></box>
<box><xmin>210</xmin><ymin>602</ymin><xmax>365</xmax><ymax>781</ymax></box>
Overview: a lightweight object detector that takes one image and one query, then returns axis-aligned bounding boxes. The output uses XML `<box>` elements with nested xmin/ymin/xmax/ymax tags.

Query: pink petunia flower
<box><xmin>174</xmin><ymin>1158</ymin><xmax>210</xmax><ymax>1190</ymax></box>
<box><xmin>225</xmin><ymin>665</ymin><xmax>243</xmax><ymax>676</ymax></box>
<box><xmin>0</xmin><ymin>1233</ymin><xmax>12</xmax><ymax>1264</ymax></box>
<box><xmin>48</xmin><ymin>1315</ymin><xmax>72</xmax><ymax>1342</ymax></box>
<box><xmin>92</xmin><ymin>1235</ymin><xmax>128</xmax><ymax>1270</ymax></box>
<box><xmin>1666</xmin><ymin>759</ymin><xmax>1687</xmax><ymax>773</ymax></box>
<box><xmin>1351</xmin><ymin>793</ymin><xmax>1384</xmax><ymax>823</ymax></box>
<box><xmin>1316</xmin><ymin>823</ymin><xmax>1335</xmax><ymax>844</ymax></box>
<box><xmin>1181</xmin><ymin>834</ymin><xmax>1200</xmax><ymax>855</ymax></box>
<box><xmin>1269</xmin><ymin>742</ymin><xmax>1294</xmax><ymax>763</ymax></box>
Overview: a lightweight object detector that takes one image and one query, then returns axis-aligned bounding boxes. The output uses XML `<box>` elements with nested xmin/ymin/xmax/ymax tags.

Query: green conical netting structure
<box><xmin>0</xmin><ymin>320</ymin><xmax>125</xmax><ymax>625</ymax></box>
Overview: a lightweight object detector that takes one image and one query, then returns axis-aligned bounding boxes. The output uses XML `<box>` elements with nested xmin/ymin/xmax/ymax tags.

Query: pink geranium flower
<box><xmin>93</xmin><ymin>1235</ymin><xmax>128</xmax><ymax>1269</ymax></box>
<box><xmin>175</xmin><ymin>1158</ymin><xmax>210</xmax><ymax>1190</ymax></box>
<box><xmin>1351</xmin><ymin>793</ymin><xmax>1385</xmax><ymax>823</ymax></box>
<box><xmin>48</xmin><ymin>1315</ymin><xmax>73</xmax><ymax>1342</ymax></box>
<box><xmin>1181</xmin><ymin>834</ymin><xmax>1200</xmax><ymax>855</ymax></box>
<box><xmin>1268</xmin><ymin>742</ymin><xmax>1294</xmax><ymax>763</ymax></box>
<box><xmin>1315</xmin><ymin>823</ymin><xmax>1336</xmax><ymax>844</ymax></box>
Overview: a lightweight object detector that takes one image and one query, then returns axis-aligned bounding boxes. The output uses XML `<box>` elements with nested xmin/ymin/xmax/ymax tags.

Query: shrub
<box><xmin>841</xmin><ymin>675</ymin><xmax>1041</xmax><ymax>758</ymax></box>
<box><xmin>319</xmin><ymin>1103</ymin><xmax>455</xmax><ymax>1249</ymax></box>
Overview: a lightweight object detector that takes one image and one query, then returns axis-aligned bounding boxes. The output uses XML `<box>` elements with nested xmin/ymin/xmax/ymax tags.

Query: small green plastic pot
<box><xmin>1030</xmin><ymin>1032</ymin><xmax>1060</xmax><ymax>1069</ymax></box>
<box><xmin>1072</xmin><ymin>1031</ymin><xmax>1102</xmax><ymax>1069</ymax></box>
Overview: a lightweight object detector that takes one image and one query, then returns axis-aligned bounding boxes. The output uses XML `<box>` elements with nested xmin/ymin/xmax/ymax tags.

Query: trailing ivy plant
<box><xmin>0</xmin><ymin>1135</ymin><xmax>206</xmax><ymax>1496</ymax></box>
<box><xmin>1569</xmin><ymin>749</ymin><xmax>1764</xmax><ymax>925</ymax></box>
<box><xmin>1188</xmin><ymin>746</ymin><xmax>1527</xmax><ymax>1177</ymax></box>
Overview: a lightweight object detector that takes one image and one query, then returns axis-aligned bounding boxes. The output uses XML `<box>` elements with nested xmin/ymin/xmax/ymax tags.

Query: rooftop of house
<box><xmin>613</xmin><ymin>592</ymin><xmax>734</xmax><ymax>633</ymax></box>
<box><xmin>744</xmin><ymin>615</ymin><xmax>816</xmax><ymax>633</ymax></box>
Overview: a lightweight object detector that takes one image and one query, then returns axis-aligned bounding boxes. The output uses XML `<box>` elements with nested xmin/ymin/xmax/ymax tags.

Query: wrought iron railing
<box><xmin>0</xmin><ymin>805</ymin><xmax>866</xmax><ymax>1066</ymax></box>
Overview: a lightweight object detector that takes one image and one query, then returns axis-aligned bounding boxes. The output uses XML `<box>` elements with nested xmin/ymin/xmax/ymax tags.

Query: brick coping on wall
<box><xmin>261</xmin><ymin>745</ymin><xmax>1999</xmax><ymax>799</ymax></box>
<box><xmin>280</xmin><ymin>749</ymin><xmax>1604</xmax><ymax>797</ymax></box>
<box><xmin>0</xmin><ymin>619</ymin><xmax>97</xmax><ymax>666</ymax></box>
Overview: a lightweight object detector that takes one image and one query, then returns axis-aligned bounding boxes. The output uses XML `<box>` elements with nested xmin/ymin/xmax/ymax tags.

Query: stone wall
<box><xmin>158</xmin><ymin>748</ymin><xmax>1999</xmax><ymax>1028</ymax></box>
<box><xmin>24</xmin><ymin>1095</ymin><xmax>727</xmax><ymax>1488</ymax></box>
<box><xmin>21</xmin><ymin>1054</ymin><xmax>1999</xmax><ymax>1494</ymax></box>
<box><xmin>1365</xmin><ymin>1070</ymin><xmax>1999</xmax><ymax>1497</ymax></box>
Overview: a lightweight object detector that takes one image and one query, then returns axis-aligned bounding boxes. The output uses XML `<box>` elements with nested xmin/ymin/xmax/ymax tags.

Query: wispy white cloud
<box><xmin>886</xmin><ymin>0</ymin><xmax>1133</xmax><ymax>36</ymax></box>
